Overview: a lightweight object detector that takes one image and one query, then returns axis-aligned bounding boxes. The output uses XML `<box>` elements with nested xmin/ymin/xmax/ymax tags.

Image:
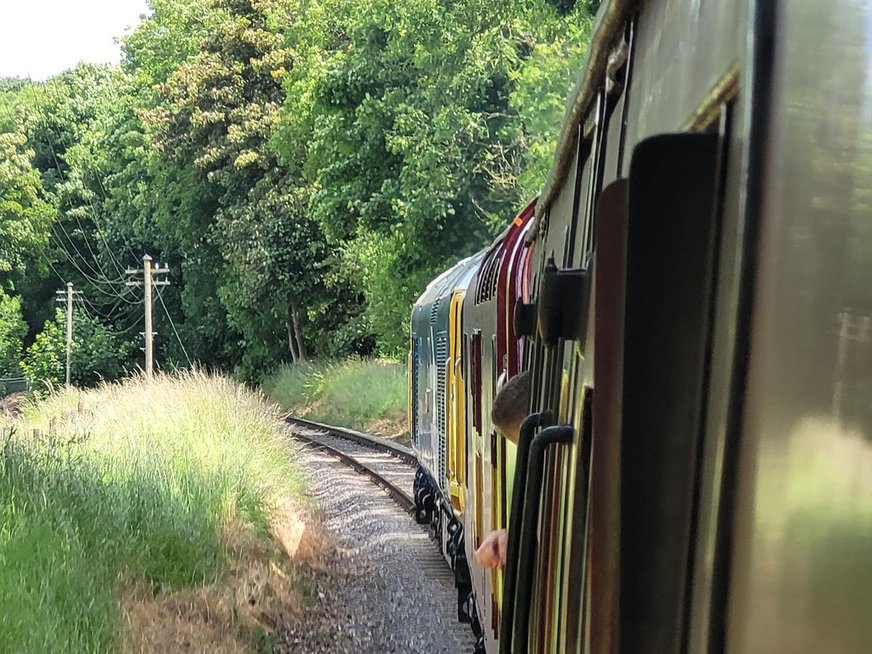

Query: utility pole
<box><xmin>66</xmin><ymin>282</ymin><xmax>73</xmax><ymax>387</ymax></box>
<box><xmin>143</xmin><ymin>254</ymin><xmax>154</xmax><ymax>378</ymax></box>
<box><xmin>126</xmin><ymin>255</ymin><xmax>170</xmax><ymax>379</ymax></box>
<box><xmin>55</xmin><ymin>282</ymin><xmax>82</xmax><ymax>386</ymax></box>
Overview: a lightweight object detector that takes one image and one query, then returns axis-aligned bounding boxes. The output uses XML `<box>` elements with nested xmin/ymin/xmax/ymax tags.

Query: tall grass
<box><xmin>0</xmin><ymin>372</ymin><xmax>301</xmax><ymax>653</ymax></box>
<box><xmin>263</xmin><ymin>359</ymin><xmax>407</xmax><ymax>438</ymax></box>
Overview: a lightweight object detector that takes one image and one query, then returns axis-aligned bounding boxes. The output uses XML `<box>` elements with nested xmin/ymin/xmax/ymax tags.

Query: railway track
<box><xmin>291</xmin><ymin>420</ymin><xmax>477</xmax><ymax>653</ymax></box>
<box><xmin>286</xmin><ymin>416</ymin><xmax>416</xmax><ymax>513</ymax></box>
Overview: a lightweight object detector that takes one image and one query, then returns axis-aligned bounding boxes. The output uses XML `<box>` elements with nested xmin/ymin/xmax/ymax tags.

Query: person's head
<box><xmin>491</xmin><ymin>371</ymin><xmax>530</xmax><ymax>444</ymax></box>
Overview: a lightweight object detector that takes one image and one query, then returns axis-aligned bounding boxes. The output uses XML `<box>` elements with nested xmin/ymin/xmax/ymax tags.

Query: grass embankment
<box><xmin>0</xmin><ymin>372</ymin><xmax>317</xmax><ymax>654</ymax></box>
<box><xmin>263</xmin><ymin>359</ymin><xmax>408</xmax><ymax>440</ymax></box>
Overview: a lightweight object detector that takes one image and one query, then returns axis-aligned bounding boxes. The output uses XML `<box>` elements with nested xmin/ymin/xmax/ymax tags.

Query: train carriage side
<box><xmin>501</xmin><ymin>0</ymin><xmax>872</xmax><ymax>653</ymax></box>
<box><xmin>461</xmin><ymin>238</ymin><xmax>503</xmax><ymax>652</ymax></box>
<box><xmin>411</xmin><ymin>265</ymin><xmax>458</xmax><ymax>528</ymax></box>
<box><xmin>491</xmin><ymin>200</ymin><xmax>536</xmax><ymax>617</ymax></box>
<box><xmin>410</xmin><ymin>253</ymin><xmax>485</xmax><ymax>559</ymax></box>
<box><xmin>461</xmin><ymin>202</ymin><xmax>536</xmax><ymax>654</ymax></box>
<box><xmin>501</xmin><ymin>0</ymin><xmax>752</xmax><ymax>647</ymax></box>
<box><xmin>443</xmin><ymin>253</ymin><xmax>486</xmax><ymax>631</ymax></box>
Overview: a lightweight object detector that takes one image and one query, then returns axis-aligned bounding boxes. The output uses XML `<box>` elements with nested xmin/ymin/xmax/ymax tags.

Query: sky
<box><xmin>0</xmin><ymin>0</ymin><xmax>152</xmax><ymax>80</ymax></box>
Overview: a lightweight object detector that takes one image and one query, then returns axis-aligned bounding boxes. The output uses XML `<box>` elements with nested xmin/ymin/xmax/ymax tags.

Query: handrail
<box><xmin>512</xmin><ymin>424</ymin><xmax>574</xmax><ymax>653</ymax></box>
<box><xmin>499</xmin><ymin>410</ymin><xmax>555</xmax><ymax>654</ymax></box>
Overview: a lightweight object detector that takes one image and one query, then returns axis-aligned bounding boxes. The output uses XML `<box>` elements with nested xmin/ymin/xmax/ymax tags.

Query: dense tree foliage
<box><xmin>0</xmin><ymin>289</ymin><xmax>26</xmax><ymax>376</ymax></box>
<box><xmin>20</xmin><ymin>308</ymin><xmax>131</xmax><ymax>391</ymax></box>
<box><xmin>0</xmin><ymin>82</ymin><xmax>51</xmax><ymax>280</ymax></box>
<box><xmin>0</xmin><ymin>0</ymin><xmax>592</xmax><ymax>383</ymax></box>
<box><xmin>276</xmin><ymin>0</ymin><xmax>591</xmax><ymax>352</ymax></box>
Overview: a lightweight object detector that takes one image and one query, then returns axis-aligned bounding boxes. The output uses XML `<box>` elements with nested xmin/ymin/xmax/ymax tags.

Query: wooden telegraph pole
<box><xmin>55</xmin><ymin>282</ymin><xmax>82</xmax><ymax>386</ymax></box>
<box><xmin>126</xmin><ymin>255</ymin><xmax>170</xmax><ymax>378</ymax></box>
<box><xmin>143</xmin><ymin>254</ymin><xmax>154</xmax><ymax>377</ymax></box>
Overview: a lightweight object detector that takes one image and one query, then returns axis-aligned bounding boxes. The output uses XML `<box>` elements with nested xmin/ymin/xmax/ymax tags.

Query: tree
<box><xmin>139</xmin><ymin>0</ymin><xmax>361</xmax><ymax>374</ymax></box>
<box><xmin>275</xmin><ymin>0</ymin><xmax>592</xmax><ymax>353</ymax></box>
<box><xmin>20</xmin><ymin>308</ymin><xmax>132</xmax><ymax>392</ymax></box>
<box><xmin>3</xmin><ymin>68</ymin><xmax>149</xmax><ymax>345</ymax></box>
<box><xmin>0</xmin><ymin>289</ymin><xmax>26</xmax><ymax>376</ymax></box>
<box><xmin>0</xmin><ymin>100</ymin><xmax>51</xmax><ymax>279</ymax></box>
<box><xmin>3</xmin><ymin>0</ymin><xmax>596</xmax><ymax>376</ymax></box>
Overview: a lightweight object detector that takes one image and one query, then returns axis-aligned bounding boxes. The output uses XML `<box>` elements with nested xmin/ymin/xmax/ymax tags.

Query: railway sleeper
<box><xmin>412</xmin><ymin>468</ymin><xmax>480</xmax><ymax>643</ymax></box>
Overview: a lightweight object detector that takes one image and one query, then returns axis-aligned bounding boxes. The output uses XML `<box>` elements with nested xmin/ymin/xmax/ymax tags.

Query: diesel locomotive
<box><xmin>410</xmin><ymin>0</ymin><xmax>872</xmax><ymax>652</ymax></box>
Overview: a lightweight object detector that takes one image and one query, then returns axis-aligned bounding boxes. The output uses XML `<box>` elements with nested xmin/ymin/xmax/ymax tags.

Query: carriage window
<box><xmin>471</xmin><ymin>330</ymin><xmax>483</xmax><ymax>432</ymax></box>
<box><xmin>619</xmin><ymin>130</ymin><xmax>723</xmax><ymax>653</ymax></box>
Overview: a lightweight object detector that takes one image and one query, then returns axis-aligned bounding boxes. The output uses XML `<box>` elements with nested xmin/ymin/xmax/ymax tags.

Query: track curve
<box><xmin>287</xmin><ymin>417</ymin><xmax>416</xmax><ymax>513</ymax></box>
<box><xmin>286</xmin><ymin>416</ymin><xmax>416</xmax><ymax>464</ymax></box>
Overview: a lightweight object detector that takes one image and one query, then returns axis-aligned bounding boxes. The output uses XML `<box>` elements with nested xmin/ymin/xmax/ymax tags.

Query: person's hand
<box><xmin>475</xmin><ymin>529</ymin><xmax>508</xmax><ymax>569</ymax></box>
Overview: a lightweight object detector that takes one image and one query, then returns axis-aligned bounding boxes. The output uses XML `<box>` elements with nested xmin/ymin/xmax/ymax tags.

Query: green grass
<box><xmin>262</xmin><ymin>358</ymin><xmax>408</xmax><ymax>438</ymax></box>
<box><xmin>0</xmin><ymin>371</ymin><xmax>302</xmax><ymax>653</ymax></box>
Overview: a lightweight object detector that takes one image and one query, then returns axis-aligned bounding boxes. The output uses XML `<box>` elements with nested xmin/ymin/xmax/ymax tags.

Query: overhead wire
<box><xmin>70</xmin><ymin>154</ymin><xmax>136</xmax><ymax>279</ymax></box>
<box><xmin>37</xmin><ymin>237</ymin><xmax>141</xmax><ymax>332</ymax></box>
<box><xmin>27</xmin><ymin>76</ymin><xmax>136</xmax><ymax>285</ymax></box>
<box><xmin>74</xmin><ymin>293</ymin><xmax>131</xmax><ymax>322</ymax></box>
<box><xmin>36</xmin><ymin>243</ymin><xmax>73</xmax><ymax>290</ymax></box>
<box><xmin>41</xmin><ymin>118</ymin><xmax>123</xmax><ymax>283</ymax></box>
<box><xmin>48</xmin><ymin>230</ymin><xmax>140</xmax><ymax>305</ymax></box>
<box><xmin>50</xmin><ymin>221</ymin><xmax>123</xmax><ymax>286</ymax></box>
<box><xmin>61</xmin><ymin>79</ymin><xmax>141</xmax><ymax>277</ymax></box>
<box><xmin>86</xmin><ymin>163</ymin><xmax>141</xmax><ymax>269</ymax></box>
<box><xmin>72</xmin><ymin>293</ymin><xmax>145</xmax><ymax>337</ymax></box>
<box><xmin>78</xmin><ymin>173</ymin><xmax>130</xmax><ymax>279</ymax></box>
<box><xmin>49</xmin><ymin>200</ymin><xmax>105</xmax><ymax>279</ymax></box>
<box><xmin>20</xmin><ymin>78</ymin><xmax>182</xmax><ymax>368</ymax></box>
<box><xmin>155</xmin><ymin>286</ymin><xmax>193</xmax><ymax>367</ymax></box>
<box><xmin>37</xmin><ymin>253</ymin><xmax>137</xmax><ymax>329</ymax></box>
<box><xmin>114</xmin><ymin>309</ymin><xmax>146</xmax><ymax>336</ymax></box>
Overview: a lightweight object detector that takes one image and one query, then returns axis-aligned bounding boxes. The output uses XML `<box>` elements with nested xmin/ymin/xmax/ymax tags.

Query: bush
<box><xmin>344</xmin><ymin>234</ymin><xmax>430</xmax><ymax>357</ymax></box>
<box><xmin>20</xmin><ymin>308</ymin><xmax>132</xmax><ymax>391</ymax></box>
<box><xmin>0</xmin><ymin>288</ymin><xmax>26</xmax><ymax>376</ymax></box>
<box><xmin>263</xmin><ymin>358</ymin><xmax>408</xmax><ymax>438</ymax></box>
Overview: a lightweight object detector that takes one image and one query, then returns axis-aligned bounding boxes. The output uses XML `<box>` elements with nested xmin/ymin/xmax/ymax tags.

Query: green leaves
<box><xmin>19</xmin><ymin>309</ymin><xmax>67</xmax><ymax>391</ymax></box>
<box><xmin>273</xmin><ymin>0</ymin><xmax>592</xmax><ymax>352</ymax></box>
<box><xmin>4</xmin><ymin>0</ymin><xmax>595</xmax><ymax>373</ymax></box>
<box><xmin>0</xmin><ymin>289</ymin><xmax>26</xmax><ymax>376</ymax></box>
<box><xmin>20</xmin><ymin>309</ymin><xmax>131</xmax><ymax>393</ymax></box>
<box><xmin>0</xmin><ymin>128</ymin><xmax>51</xmax><ymax>276</ymax></box>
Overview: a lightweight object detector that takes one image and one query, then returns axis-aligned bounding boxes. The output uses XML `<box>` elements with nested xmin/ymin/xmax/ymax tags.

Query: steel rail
<box><xmin>288</xmin><ymin>421</ymin><xmax>415</xmax><ymax>514</ymax></box>
<box><xmin>285</xmin><ymin>416</ymin><xmax>416</xmax><ymax>465</ymax></box>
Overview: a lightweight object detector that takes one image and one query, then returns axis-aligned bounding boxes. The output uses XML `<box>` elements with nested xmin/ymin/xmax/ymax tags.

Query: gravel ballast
<box><xmin>280</xmin><ymin>440</ymin><xmax>476</xmax><ymax>654</ymax></box>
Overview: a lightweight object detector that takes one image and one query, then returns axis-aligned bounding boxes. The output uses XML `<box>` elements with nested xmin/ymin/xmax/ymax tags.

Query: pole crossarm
<box><xmin>125</xmin><ymin>254</ymin><xmax>171</xmax><ymax>379</ymax></box>
<box><xmin>55</xmin><ymin>282</ymin><xmax>80</xmax><ymax>387</ymax></box>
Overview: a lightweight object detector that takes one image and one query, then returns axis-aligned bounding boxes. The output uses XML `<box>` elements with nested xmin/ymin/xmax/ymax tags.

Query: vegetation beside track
<box><xmin>0</xmin><ymin>372</ymin><xmax>316</xmax><ymax>654</ymax></box>
<box><xmin>263</xmin><ymin>359</ymin><xmax>408</xmax><ymax>441</ymax></box>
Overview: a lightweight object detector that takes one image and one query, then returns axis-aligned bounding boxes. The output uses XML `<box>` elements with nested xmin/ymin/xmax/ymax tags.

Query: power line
<box><xmin>41</xmin><ymin>124</ymin><xmax>122</xmax><ymax>283</ymax></box>
<box><xmin>84</xmin><ymin>165</ymin><xmax>140</xmax><ymax>269</ymax></box>
<box><xmin>36</xmin><ymin>246</ymin><xmax>144</xmax><ymax>346</ymax></box>
<box><xmin>37</xmin><ymin>243</ymin><xmax>73</xmax><ymax>290</ymax></box>
<box><xmin>52</xmin><ymin>208</ymin><xmax>108</xmax><ymax>281</ymax></box>
<box><xmin>74</xmin><ymin>293</ymin><xmax>133</xmax><ymax>322</ymax></box>
<box><xmin>115</xmin><ymin>311</ymin><xmax>146</xmax><ymax>335</ymax></box>
<box><xmin>77</xmin><ymin>174</ymin><xmax>130</xmax><ymax>279</ymax></box>
<box><xmin>29</xmin><ymin>77</ymin><xmax>133</xmax><ymax>283</ymax></box>
<box><xmin>50</xmin><ymin>222</ymin><xmax>126</xmax><ymax>288</ymax></box>
<box><xmin>48</xmin><ymin>230</ymin><xmax>139</xmax><ymax>305</ymax></box>
<box><xmin>155</xmin><ymin>286</ymin><xmax>192</xmax><ymax>367</ymax></box>
<box><xmin>21</xmin><ymin>77</ymin><xmax>142</xmax><ymax>313</ymax></box>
